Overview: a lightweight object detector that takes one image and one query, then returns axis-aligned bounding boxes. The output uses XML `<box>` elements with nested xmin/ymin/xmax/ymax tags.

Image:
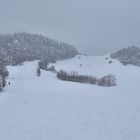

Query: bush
<box><xmin>47</xmin><ymin>65</ymin><xmax>56</xmax><ymax>73</ymax></box>
<box><xmin>38</xmin><ymin>60</ymin><xmax>48</xmax><ymax>70</ymax></box>
<box><xmin>109</xmin><ymin>60</ymin><xmax>113</xmax><ymax>64</ymax></box>
<box><xmin>98</xmin><ymin>74</ymin><xmax>116</xmax><ymax>87</ymax></box>
<box><xmin>105</xmin><ymin>57</ymin><xmax>109</xmax><ymax>60</ymax></box>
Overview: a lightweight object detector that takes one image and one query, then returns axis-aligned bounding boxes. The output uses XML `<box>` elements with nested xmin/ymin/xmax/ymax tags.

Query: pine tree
<box><xmin>37</xmin><ymin>67</ymin><xmax>41</xmax><ymax>77</ymax></box>
<box><xmin>0</xmin><ymin>58</ymin><xmax>9</xmax><ymax>91</ymax></box>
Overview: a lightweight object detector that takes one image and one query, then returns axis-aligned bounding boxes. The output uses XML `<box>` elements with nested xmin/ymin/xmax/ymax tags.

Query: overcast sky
<box><xmin>0</xmin><ymin>0</ymin><xmax>140</xmax><ymax>55</ymax></box>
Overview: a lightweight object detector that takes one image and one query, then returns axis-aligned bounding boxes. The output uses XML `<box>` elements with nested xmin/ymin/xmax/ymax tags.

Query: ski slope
<box><xmin>0</xmin><ymin>55</ymin><xmax>140</xmax><ymax>140</ymax></box>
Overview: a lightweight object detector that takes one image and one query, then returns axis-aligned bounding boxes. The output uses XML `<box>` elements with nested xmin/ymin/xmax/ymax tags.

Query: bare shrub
<box><xmin>98</xmin><ymin>74</ymin><xmax>116</xmax><ymax>87</ymax></box>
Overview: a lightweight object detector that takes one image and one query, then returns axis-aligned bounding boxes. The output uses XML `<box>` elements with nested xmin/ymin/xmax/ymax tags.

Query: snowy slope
<box><xmin>0</xmin><ymin>55</ymin><xmax>140</xmax><ymax>140</ymax></box>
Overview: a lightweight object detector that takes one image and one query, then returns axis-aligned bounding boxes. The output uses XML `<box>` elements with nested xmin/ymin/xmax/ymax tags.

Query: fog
<box><xmin>0</xmin><ymin>0</ymin><xmax>140</xmax><ymax>55</ymax></box>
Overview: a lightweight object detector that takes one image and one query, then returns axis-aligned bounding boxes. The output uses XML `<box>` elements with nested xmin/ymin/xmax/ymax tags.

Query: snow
<box><xmin>0</xmin><ymin>55</ymin><xmax>140</xmax><ymax>140</ymax></box>
<box><xmin>14</xmin><ymin>39</ymin><xmax>18</xmax><ymax>44</ymax></box>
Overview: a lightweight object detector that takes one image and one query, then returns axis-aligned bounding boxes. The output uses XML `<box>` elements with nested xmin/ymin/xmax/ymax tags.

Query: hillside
<box><xmin>0</xmin><ymin>32</ymin><xmax>78</xmax><ymax>65</ymax></box>
<box><xmin>0</xmin><ymin>55</ymin><xmax>140</xmax><ymax>140</ymax></box>
<box><xmin>110</xmin><ymin>46</ymin><xmax>140</xmax><ymax>66</ymax></box>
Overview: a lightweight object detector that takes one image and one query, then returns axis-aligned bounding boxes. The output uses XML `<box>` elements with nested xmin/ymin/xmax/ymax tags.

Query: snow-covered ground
<box><xmin>0</xmin><ymin>55</ymin><xmax>140</xmax><ymax>140</ymax></box>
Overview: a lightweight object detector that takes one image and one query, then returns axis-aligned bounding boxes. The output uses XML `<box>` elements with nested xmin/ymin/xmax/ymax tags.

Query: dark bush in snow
<box><xmin>38</xmin><ymin>60</ymin><xmax>48</xmax><ymax>70</ymax></box>
<box><xmin>105</xmin><ymin>57</ymin><xmax>109</xmax><ymax>60</ymax></box>
<box><xmin>38</xmin><ymin>60</ymin><xmax>56</xmax><ymax>73</ymax></box>
<box><xmin>36</xmin><ymin>67</ymin><xmax>41</xmax><ymax>77</ymax></box>
<box><xmin>47</xmin><ymin>65</ymin><xmax>56</xmax><ymax>73</ymax></box>
<box><xmin>78</xmin><ymin>56</ymin><xmax>81</xmax><ymax>59</ymax></box>
<box><xmin>98</xmin><ymin>74</ymin><xmax>116</xmax><ymax>87</ymax></box>
<box><xmin>109</xmin><ymin>60</ymin><xmax>113</xmax><ymax>64</ymax></box>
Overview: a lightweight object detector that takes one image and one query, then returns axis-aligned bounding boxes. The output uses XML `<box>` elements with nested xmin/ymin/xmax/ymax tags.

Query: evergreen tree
<box><xmin>37</xmin><ymin>67</ymin><xmax>41</xmax><ymax>77</ymax></box>
<box><xmin>0</xmin><ymin>58</ymin><xmax>9</xmax><ymax>91</ymax></box>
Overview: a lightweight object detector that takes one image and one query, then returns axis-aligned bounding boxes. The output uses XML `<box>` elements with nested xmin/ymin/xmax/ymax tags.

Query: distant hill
<box><xmin>110</xmin><ymin>46</ymin><xmax>140</xmax><ymax>66</ymax></box>
<box><xmin>0</xmin><ymin>32</ymin><xmax>78</xmax><ymax>65</ymax></box>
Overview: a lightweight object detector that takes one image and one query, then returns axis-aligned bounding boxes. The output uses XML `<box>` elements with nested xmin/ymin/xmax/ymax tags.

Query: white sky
<box><xmin>0</xmin><ymin>0</ymin><xmax>140</xmax><ymax>55</ymax></box>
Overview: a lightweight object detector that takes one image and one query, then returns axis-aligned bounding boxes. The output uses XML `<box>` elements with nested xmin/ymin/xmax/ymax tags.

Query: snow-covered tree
<box><xmin>98</xmin><ymin>74</ymin><xmax>116</xmax><ymax>87</ymax></box>
<box><xmin>110</xmin><ymin>46</ymin><xmax>140</xmax><ymax>66</ymax></box>
<box><xmin>0</xmin><ymin>32</ymin><xmax>78</xmax><ymax>65</ymax></box>
<box><xmin>0</xmin><ymin>59</ymin><xmax>9</xmax><ymax>91</ymax></box>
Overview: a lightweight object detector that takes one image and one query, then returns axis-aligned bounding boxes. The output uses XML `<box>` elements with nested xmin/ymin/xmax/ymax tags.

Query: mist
<box><xmin>0</xmin><ymin>0</ymin><xmax>140</xmax><ymax>55</ymax></box>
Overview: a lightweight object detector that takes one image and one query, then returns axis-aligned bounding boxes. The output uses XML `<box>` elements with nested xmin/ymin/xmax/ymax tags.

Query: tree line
<box><xmin>111</xmin><ymin>46</ymin><xmax>140</xmax><ymax>66</ymax></box>
<box><xmin>57</xmin><ymin>70</ymin><xmax>116</xmax><ymax>87</ymax></box>
<box><xmin>0</xmin><ymin>32</ymin><xmax>78</xmax><ymax>66</ymax></box>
